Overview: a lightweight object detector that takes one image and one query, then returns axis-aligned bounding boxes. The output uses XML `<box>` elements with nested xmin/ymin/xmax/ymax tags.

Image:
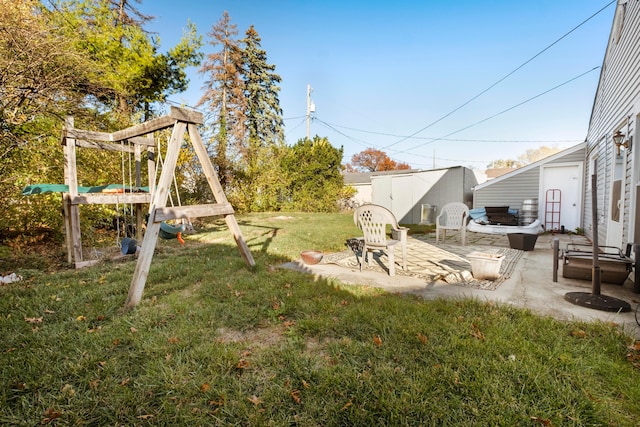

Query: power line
<box><xmin>316</xmin><ymin>118</ymin><xmax>499</xmax><ymax>166</ymax></box>
<box><xmin>382</xmin><ymin>0</ymin><xmax>616</xmax><ymax>150</ymax></box>
<box><xmin>315</xmin><ymin>66</ymin><xmax>597</xmax><ymax>162</ymax></box>
<box><xmin>401</xmin><ymin>66</ymin><xmax>600</xmax><ymax>153</ymax></box>
<box><xmin>318</xmin><ymin>121</ymin><xmax>582</xmax><ymax>144</ymax></box>
<box><xmin>285</xmin><ymin>117</ymin><xmax>307</xmax><ymax>136</ymax></box>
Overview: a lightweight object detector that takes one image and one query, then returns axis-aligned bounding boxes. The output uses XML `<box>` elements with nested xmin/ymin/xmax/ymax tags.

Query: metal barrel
<box><xmin>520</xmin><ymin>199</ymin><xmax>538</xmax><ymax>225</ymax></box>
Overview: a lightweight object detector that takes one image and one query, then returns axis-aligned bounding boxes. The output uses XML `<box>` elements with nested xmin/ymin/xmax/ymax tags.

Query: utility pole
<box><xmin>306</xmin><ymin>84</ymin><xmax>315</xmax><ymax>140</ymax></box>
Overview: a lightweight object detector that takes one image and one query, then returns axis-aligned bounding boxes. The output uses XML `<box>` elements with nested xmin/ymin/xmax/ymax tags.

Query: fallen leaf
<box><xmin>24</xmin><ymin>316</ymin><xmax>43</xmax><ymax>324</ymax></box>
<box><xmin>76</xmin><ymin>315</ymin><xmax>87</xmax><ymax>321</ymax></box>
<box><xmin>137</xmin><ymin>414</ymin><xmax>154</xmax><ymax>420</ymax></box>
<box><xmin>248</xmin><ymin>395</ymin><xmax>263</xmax><ymax>406</ymax></box>
<box><xmin>470</xmin><ymin>324</ymin><xmax>485</xmax><ymax>340</ymax></box>
<box><xmin>88</xmin><ymin>379</ymin><xmax>100</xmax><ymax>389</ymax></box>
<box><xmin>283</xmin><ymin>320</ymin><xmax>296</xmax><ymax>327</ymax></box>
<box><xmin>209</xmin><ymin>398</ymin><xmax>224</xmax><ymax>406</ymax></box>
<box><xmin>130</xmin><ymin>327</ymin><xmax>137</xmax><ymax>333</ymax></box>
<box><xmin>167</xmin><ymin>336</ymin><xmax>180</xmax><ymax>344</ymax></box>
<box><xmin>44</xmin><ymin>309</ymin><xmax>55</xmax><ymax>314</ymax></box>
<box><xmin>120</xmin><ymin>378</ymin><xmax>130</xmax><ymax>386</ymax></box>
<box><xmin>236</xmin><ymin>359</ymin><xmax>250</xmax><ymax>369</ymax></box>
<box><xmin>530</xmin><ymin>416</ymin><xmax>553</xmax><ymax>426</ymax></box>
<box><xmin>340</xmin><ymin>400</ymin><xmax>353</xmax><ymax>411</ymax></box>
<box><xmin>291</xmin><ymin>389</ymin><xmax>301</xmax><ymax>404</ymax></box>
<box><xmin>417</xmin><ymin>333</ymin><xmax>428</xmax><ymax>344</ymax></box>
<box><xmin>42</xmin><ymin>408</ymin><xmax>62</xmax><ymax>423</ymax></box>
<box><xmin>200</xmin><ymin>383</ymin><xmax>211</xmax><ymax>392</ymax></box>
<box><xmin>302</xmin><ymin>379</ymin><xmax>310</xmax><ymax>389</ymax></box>
<box><xmin>373</xmin><ymin>335</ymin><xmax>382</xmax><ymax>347</ymax></box>
<box><xmin>571</xmin><ymin>329</ymin><xmax>587</xmax><ymax>338</ymax></box>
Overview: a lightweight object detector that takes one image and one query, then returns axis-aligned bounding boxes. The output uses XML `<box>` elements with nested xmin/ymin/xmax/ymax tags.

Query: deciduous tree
<box><xmin>281</xmin><ymin>137</ymin><xmax>346</xmax><ymax>212</ymax></box>
<box><xmin>347</xmin><ymin>148</ymin><xmax>411</xmax><ymax>172</ymax></box>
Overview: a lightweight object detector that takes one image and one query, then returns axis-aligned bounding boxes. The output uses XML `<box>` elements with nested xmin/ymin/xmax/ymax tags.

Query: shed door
<box><xmin>540</xmin><ymin>164</ymin><xmax>582</xmax><ymax>232</ymax></box>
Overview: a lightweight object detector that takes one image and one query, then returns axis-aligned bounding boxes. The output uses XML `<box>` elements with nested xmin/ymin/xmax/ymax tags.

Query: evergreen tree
<box><xmin>197</xmin><ymin>11</ymin><xmax>246</xmax><ymax>192</ymax></box>
<box><xmin>239</xmin><ymin>25</ymin><xmax>285</xmax><ymax>211</ymax></box>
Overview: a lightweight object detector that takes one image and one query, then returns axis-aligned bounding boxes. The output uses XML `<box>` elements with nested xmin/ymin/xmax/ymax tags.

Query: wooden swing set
<box><xmin>59</xmin><ymin>106</ymin><xmax>255</xmax><ymax>308</ymax></box>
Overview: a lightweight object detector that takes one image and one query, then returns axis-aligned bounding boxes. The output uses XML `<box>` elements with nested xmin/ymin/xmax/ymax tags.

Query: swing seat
<box><xmin>159</xmin><ymin>222</ymin><xmax>186</xmax><ymax>244</ymax></box>
<box><xmin>121</xmin><ymin>237</ymin><xmax>139</xmax><ymax>255</ymax></box>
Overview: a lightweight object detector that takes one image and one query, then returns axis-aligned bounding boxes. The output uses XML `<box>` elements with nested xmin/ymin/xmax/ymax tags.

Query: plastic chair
<box><xmin>436</xmin><ymin>202</ymin><xmax>469</xmax><ymax>246</ymax></box>
<box><xmin>353</xmin><ymin>204</ymin><xmax>408</xmax><ymax>276</ymax></box>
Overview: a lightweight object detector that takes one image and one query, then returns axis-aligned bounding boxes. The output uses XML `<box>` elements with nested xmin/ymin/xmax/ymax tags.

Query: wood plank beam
<box><xmin>169</xmin><ymin>106</ymin><xmax>204</xmax><ymax>124</ymax></box>
<box><xmin>75</xmin><ymin>140</ymin><xmax>136</xmax><ymax>153</ymax></box>
<box><xmin>111</xmin><ymin>107</ymin><xmax>202</xmax><ymax>141</ymax></box>
<box><xmin>153</xmin><ymin>203</ymin><xmax>234</xmax><ymax>222</ymax></box>
<box><xmin>129</xmin><ymin>136</ymin><xmax>156</xmax><ymax>147</ymax></box>
<box><xmin>70</xmin><ymin>193</ymin><xmax>152</xmax><ymax>205</ymax></box>
<box><xmin>111</xmin><ymin>116</ymin><xmax>177</xmax><ymax>141</ymax></box>
<box><xmin>63</xmin><ymin>128</ymin><xmax>112</xmax><ymax>143</ymax></box>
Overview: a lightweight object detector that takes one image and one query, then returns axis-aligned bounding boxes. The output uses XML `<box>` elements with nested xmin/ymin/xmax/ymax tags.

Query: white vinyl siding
<box><xmin>584</xmin><ymin>0</ymin><xmax>640</xmax><ymax>245</ymax></box>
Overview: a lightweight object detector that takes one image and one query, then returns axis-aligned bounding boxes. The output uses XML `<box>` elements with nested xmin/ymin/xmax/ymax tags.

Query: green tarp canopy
<box><xmin>22</xmin><ymin>184</ymin><xmax>149</xmax><ymax>195</ymax></box>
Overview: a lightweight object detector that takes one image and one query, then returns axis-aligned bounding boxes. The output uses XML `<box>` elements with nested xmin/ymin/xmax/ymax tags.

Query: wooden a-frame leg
<box><xmin>125</xmin><ymin>122</ymin><xmax>186</xmax><ymax>309</ymax></box>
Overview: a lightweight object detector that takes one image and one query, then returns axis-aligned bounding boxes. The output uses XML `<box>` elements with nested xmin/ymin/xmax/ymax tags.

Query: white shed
<box><xmin>371</xmin><ymin>166</ymin><xmax>480</xmax><ymax>224</ymax></box>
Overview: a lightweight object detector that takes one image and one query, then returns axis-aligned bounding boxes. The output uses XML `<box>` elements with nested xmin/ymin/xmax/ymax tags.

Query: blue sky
<box><xmin>138</xmin><ymin>1</ymin><xmax>616</xmax><ymax>170</ymax></box>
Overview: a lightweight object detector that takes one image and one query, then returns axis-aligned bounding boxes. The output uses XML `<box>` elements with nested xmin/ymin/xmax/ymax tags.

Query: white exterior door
<box><xmin>540</xmin><ymin>164</ymin><xmax>582</xmax><ymax>232</ymax></box>
<box><xmin>606</xmin><ymin>153</ymin><xmax>626</xmax><ymax>248</ymax></box>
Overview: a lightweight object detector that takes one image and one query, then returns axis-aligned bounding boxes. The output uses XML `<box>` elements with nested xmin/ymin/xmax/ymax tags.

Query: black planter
<box><xmin>507</xmin><ymin>233</ymin><xmax>538</xmax><ymax>251</ymax></box>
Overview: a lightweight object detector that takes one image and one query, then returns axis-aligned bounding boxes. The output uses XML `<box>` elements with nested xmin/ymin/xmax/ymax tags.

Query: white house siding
<box><xmin>584</xmin><ymin>0</ymin><xmax>640</xmax><ymax>248</ymax></box>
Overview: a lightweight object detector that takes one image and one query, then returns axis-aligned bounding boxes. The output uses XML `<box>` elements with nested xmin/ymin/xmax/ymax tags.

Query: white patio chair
<box><xmin>436</xmin><ymin>202</ymin><xmax>469</xmax><ymax>246</ymax></box>
<box><xmin>353</xmin><ymin>204</ymin><xmax>408</xmax><ymax>276</ymax></box>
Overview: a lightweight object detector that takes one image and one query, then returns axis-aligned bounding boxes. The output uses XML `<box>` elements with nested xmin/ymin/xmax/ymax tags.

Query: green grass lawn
<box><xmin>1</xmin><ymin>212</ymin><xmax>640</xmax><ymax>426</ymax></box>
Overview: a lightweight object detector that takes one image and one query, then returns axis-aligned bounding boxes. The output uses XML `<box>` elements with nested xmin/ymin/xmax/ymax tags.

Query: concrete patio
<box><xmin>286</xmin><ymin>230</ymin><xmax>640</xmax><ymax>339</ymax></box>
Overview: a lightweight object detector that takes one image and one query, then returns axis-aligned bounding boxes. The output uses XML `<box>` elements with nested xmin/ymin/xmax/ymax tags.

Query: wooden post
<box><xmin>187</xmin><ymin>123</ymin><xmax>255</xmax><ymax>267</ymax></box>
<box><xmin>125</xmin><ymin>122</ymin><xmax>187</xmax><ymax>309</ymax></box>
<box><xmin>62</xmin><ymin>117</ymin><xmax>83</xmax><ymax>266</ymax></box>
